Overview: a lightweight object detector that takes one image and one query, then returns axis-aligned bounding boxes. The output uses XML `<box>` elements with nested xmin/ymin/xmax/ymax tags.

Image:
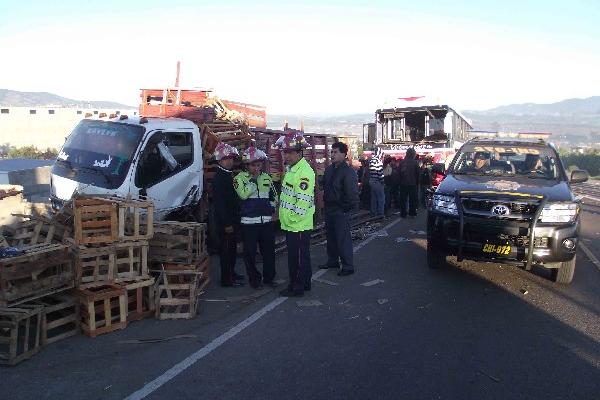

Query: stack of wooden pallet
<box><xmin>0</xmin><ymin>216</ymin><xmax>76</xmax><ymax>365</ymax></box>
<box><xmin>68</xmin><ymin>195</ymin><xmax>155</xmax><ymax>338</ymax></box>
<box><xmin>150</xmin><ymin>221</ymin><xmax>209</xmax><ymax>319</ymax></box>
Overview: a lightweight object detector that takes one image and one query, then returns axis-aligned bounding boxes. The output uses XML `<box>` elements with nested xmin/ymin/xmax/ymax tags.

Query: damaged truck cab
<box><xmin>50</xmin><ymin>116</ymin><xmax>203</xmax><ymax>220</ymax></box>
<box><xmin>427</xmin><ymin>137</ymin><xmax>588</xmax><ymax>284</ymax></box>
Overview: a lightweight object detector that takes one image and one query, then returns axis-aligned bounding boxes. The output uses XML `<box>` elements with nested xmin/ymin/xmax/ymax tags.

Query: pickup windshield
<box><xmin>451</xmin><ymin>144</ymin><xmax>561</xmax><ymax>179</ymax></box>
<box><xmin>52</xmin><ymin>119</ymin><xmax>145</xmax><ymax>189</ymax></box>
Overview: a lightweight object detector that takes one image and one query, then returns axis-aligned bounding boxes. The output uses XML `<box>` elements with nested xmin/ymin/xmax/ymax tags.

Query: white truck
<box><xmin>50</xmin><ymin>116</ymin><xmax>203</xmax><ymax>220</ymax></box>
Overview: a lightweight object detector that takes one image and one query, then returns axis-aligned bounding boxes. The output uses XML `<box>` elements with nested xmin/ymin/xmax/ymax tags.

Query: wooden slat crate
<box><xmin>119</xmin><ymin>277</ymin><xmax>155</xmax><ymax>322</ymax></box>
<box><xmin>72</xmin><ymin>245</ymin><xmax>115</xmax><ymax>288</ymax></box>
<box><xmin>195</xmin><ymin>256</ymin><xmax>211</xmax><ymax>294</ymax></box>
<box><xmin>149</xmin><ymin>222</ymin><xmax>206</xmax><ymax>265</ymax></box>
<box><xmin>112</xmin><ymin>196</ymin><xmax>154</xmax><ymax>241</ymax></box>
<box><xmin>3</xmin><ymin>216</ymin><xmax>71</xmax><ymax>248</ymax></box>
<box><xmin>35</xmin><ymin>294</ymin><xmax>80</xmax><ymax>346</ymax></box>
<box><xmin>0</xmin><ymin>304</ymin><xmax>43</xmax><ymax>366</ymax></box>
<box><xmin>154</xmin><ymin>264</ymin><xmax>203</xmax><ymax>320</ymax></box>
<box><xmin>0</xmin><ymin>244</ymin><xmax>74</xmax><ymax>307</ymax></box>
<box><xmin>75</xmin><ymin>284</ymin><xmax>127</xmax><ymax>338</ymax></box>
<box><xmin>73</xmin><ymin>198</ymin><xmax>118</xmax><ymax>245</ymax></box>
<box><xmin>114</xmin><ymin>241</ymin><xmax>149</xmax><ymax>282</ymax></box>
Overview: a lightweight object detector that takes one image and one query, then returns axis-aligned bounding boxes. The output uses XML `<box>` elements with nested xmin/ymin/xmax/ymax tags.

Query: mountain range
<box><xmin>2</xmin><ymin>89</ymin><xmax>598</xmax><ymax>137</ymax></box>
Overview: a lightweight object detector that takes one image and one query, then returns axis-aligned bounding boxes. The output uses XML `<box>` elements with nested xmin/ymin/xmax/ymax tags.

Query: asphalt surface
<box><xmin>2</xmin><ymin>210</ymin><xmax>599</xmax><ymax>400</ymax></box>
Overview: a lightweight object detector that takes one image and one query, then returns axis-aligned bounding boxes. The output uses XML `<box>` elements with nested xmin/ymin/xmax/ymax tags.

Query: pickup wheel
<box><xmin>427</xmin><ymin>241</ymin><xmax>447</xmax><ymax>269</ymax></box>
<box><xmin>551</xmin><ymin>256</ymin><xmax>576</xmax><ymax>284</ymax></box>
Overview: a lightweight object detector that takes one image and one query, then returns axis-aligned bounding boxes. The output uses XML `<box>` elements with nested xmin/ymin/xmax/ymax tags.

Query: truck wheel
<box><xmin>551</xmin><ymin>256</ymin><xmax>576</xmax><ymax>284</ymax></box>
<box><xmin>427</xmin><ymin>242</ymin><xmax>446</xmax><ymax>269</ymax></box>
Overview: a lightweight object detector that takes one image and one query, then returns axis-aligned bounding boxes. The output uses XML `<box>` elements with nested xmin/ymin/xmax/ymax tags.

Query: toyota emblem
<box><xmin>491</xmin><ymin>204</ymin><xmax>511</xmax><ymax>216</ymax></box>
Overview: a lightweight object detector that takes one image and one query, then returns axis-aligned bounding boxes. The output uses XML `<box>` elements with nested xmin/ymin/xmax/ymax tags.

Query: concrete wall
<box><xmin>0</xmin><ymin>166</ymin><xmax>51</xmax><ymax>202</ymax></box>
<box><xmin>0</xmin><ymin>106</ymin><xmax>138</xmax><ymax>149</ymax></box>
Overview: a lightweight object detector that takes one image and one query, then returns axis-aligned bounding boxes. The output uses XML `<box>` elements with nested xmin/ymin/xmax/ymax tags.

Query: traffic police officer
<box><xmin>234</xmin><ymin>147</ymin><xmax>278</xmax><ymax>289</ymax></box>
<box><xmin>275</xmin><ymin>131</ymin><xmax>315</xmax><ymax>297</ymax></box>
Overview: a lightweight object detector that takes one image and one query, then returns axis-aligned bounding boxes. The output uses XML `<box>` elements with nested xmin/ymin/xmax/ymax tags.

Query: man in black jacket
<box><xmin>397</xmin><ymin>147</ymin><xmax>420</xmax><ymax>218</ymax></box>
<box><xmin>212</xmin><ymin>142</ymin><xmax>244</xmax><ymax>287</ymax></box>
<box><xmin>319</xmin><ymin>142</ymin><xmax>359</xmax><ymax>276</ymax></box>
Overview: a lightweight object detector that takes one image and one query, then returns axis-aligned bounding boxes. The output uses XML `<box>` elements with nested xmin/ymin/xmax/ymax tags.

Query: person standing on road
<box><xmin>369</xmin><ymin>147</ymin><xmax>385</xmax><ymax>218</ymax></box>
<box><xmin>275</xmin><ymin>131</ymin><xmax>316</xmax><ymax>297</ymax></box>
<box><xmin>398</xmin><ymin>147</ymin><xmax>420</xmax><ymax>218</ymax></box>
<box><xmin>234</xmin><ymin>147</ymin><xmax>278</xmax><ymax>289</ymax></box>
<box><xmin>383</xmin><ymin>156</ymin><xmax>394</xmax><ymax>216</ymax></box>
<box><xmin>212</xmin><ymin>142</ymin><xmax>244</xmax><ymax>287</ymax></box>
<box><xmin>319</xmin><ymin>141</ymin><xmax>359</xmax><ymax>276</ymax></box>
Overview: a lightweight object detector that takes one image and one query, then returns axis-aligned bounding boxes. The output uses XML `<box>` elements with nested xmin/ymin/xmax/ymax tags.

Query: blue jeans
<box><xmin>370</xmin><ymin>181</ymin><xmax>385</xmax><ymax>216</ymax></box>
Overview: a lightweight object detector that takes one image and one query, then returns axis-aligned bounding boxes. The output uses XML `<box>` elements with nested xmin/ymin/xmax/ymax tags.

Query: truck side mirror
<box><xmin>431</xmin><ymin>163</ymin><xmax>446</xmax><ymax>176</ymax></box>
<box><xmin>570</xmin><ymin>169</ymin><xmax>588</xmax><ymax>184</ymax></box>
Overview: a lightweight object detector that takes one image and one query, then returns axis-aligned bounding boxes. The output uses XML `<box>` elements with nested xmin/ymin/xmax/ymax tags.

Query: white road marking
<box><xmin>124</xmin><ymin>216</ymin><xmax>404</xmax><ymax>399</ymax></box>
<box><xmin>579</xmin><ymin>241</ymin><xmax>600</xmax><ymax>272</ymax></box>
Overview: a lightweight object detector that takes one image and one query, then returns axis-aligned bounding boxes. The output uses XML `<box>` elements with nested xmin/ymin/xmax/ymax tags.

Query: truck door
<box><xmin>132</xmin><ymin>129</ymin><xmax>200</xmax><ymax>217</ymax></box>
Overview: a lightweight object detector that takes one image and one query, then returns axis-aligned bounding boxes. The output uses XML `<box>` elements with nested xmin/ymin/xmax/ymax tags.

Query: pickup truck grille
<box><xmin>461</xmin><ymin>198</ymin><xmax>539</xmax><ymax>220</ymax></box>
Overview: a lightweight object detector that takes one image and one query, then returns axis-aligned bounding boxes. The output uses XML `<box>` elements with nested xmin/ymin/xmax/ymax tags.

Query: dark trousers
<box><xmin>219</xmin><ymin>227</ymin><xmax>238</xmax><ymax>285</ymax></box>
<box><xmin>399</xmin><ymin>184</ymin><xmax>418</xmax><ymax>217</ymax></box>
<box><xmin>242</xmin><ymin>222</ymin><xmax>276</xmax><ymax>285</ymax></box>
<box><xmin>325</xmin><ymin>212</ymin><xmax>354</xmax><ymax>271</ymax></box>
<box><xmin>286</xmin><ymin>231</ymin><xmax>312</xmax><ymax>294</ymax></box>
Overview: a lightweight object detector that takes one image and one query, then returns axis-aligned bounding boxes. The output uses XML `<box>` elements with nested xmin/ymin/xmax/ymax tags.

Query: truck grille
<box><xmin>461</xmin><ymin>198</ymin><xmax>539</xmax><ymax>220</ymax></box>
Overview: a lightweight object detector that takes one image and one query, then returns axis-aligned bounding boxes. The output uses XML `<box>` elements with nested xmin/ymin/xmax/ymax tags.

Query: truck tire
<box><xmin>551</xmin><ymin>256</ymin><xmax>576</xmax><ymax>284</ymax></box>
<box><xmin>427</xmin><ymin>242</ymin><xmax>446</xmax><ymax>269</ymax></box>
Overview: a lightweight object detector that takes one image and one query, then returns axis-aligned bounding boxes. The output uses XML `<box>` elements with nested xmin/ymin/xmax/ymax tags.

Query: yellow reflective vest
<box><xmin>279</xmin><ymin>157</ymin><xmax>315</xmax><ymax>232</ymax></box>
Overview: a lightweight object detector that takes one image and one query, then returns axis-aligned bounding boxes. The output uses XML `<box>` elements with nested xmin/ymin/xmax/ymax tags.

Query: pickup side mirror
<box><xmin>570</xmin><ymin>169</ymin><xmax>589</xmax><ymax>184</ymax></box>
<box><xmin>431</xmin><ymin>163</ymin><xmax>446</xmax><ymax>175</ymax></box>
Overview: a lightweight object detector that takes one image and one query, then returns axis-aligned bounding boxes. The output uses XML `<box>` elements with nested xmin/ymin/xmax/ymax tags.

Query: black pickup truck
<box><xmin>426</xmin><ymin>138</ymin><xmax>588</xmax><ymax>284</ymax></box>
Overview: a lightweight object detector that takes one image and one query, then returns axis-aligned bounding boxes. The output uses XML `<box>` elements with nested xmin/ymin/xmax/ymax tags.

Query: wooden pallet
<box><xmin>75</xmin><ymin>284</ymin><xmax>127</xmax><ymax>338</ymax></box>
<box><xmin>35</xmin><ymin>294</ymin><xmax>80</xmax><ymax>346</ymax></box>
<box><xmin>72</xmin><ymin>245</ymin><xmax>115</xmax><ymax>287</ymax></box>
<box><xmin>149</xmin><ymin>222</ymin><xmax>207</xmax><ymax>265</ymax></box>
<box><xmin>119</xmin><ymin>277</ymin><xmax>155</xmax><ymax>322</ymax></box>
<box><xmin>154</xmin><ymin>264</ymin><xmax>203</xmax><ymax>320</ymax></box>
<box><xmin>114</xmin><ymin>241</ymin><xmax>149</xmax><ymax>282</ymax></box>
<box><xmin>0</xmin><ymin>244</ymin><xmax>74</xmax><ymax>307</ymax></box>
<box><xmin>73</xmin><ymin>198</ymin><xmax>118</xmax><ymax>245</ymax></box>
<box><xmin>0</xmin><ymin>304</ymin><xmax>43</xmax><ymax>366</ymax></box>
<box><xmin>3</xmin><ymin>216</ymin><xmax>70</xmax><ymax>248</ymax></box>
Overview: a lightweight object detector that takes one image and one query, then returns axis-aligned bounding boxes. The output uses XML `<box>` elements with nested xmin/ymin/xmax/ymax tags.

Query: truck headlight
<box><xmin>432</xmin><ymin>194</ymin><xmax>458</xmax><ymax>215</ymax></box>
<box><xmin>539</xmin><ymin>202</ymin><xmax>579</xmax><ymax>223</ymax></box>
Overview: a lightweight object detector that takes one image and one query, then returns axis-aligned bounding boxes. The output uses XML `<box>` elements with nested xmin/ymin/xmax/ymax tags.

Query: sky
<box><xmin>0</xmin><ymin>0</ymin><xmax>599</xmax><ymax>114</ymax></box>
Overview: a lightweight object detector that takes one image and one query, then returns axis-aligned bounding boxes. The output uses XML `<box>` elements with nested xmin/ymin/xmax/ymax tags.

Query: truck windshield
<box><xmin>451</xmin><ymin>144</ymin><xmax>561</xmax><ymax>179</ymax></box>
<box><xmin>52</xmin><ymin>119</ymin><xmax>145</xmax><ymax>189</ymax></box>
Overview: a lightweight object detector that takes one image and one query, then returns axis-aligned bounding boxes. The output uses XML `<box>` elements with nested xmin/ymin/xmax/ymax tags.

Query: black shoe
<box><xmin>337</xmin><ymin>269</ymin><xmax>355</xmax><ymax>277</ymax></box>
<box><xmin>319</xmin><ymin>263</ymin><xmax>339</xmax><ymax>270</ymax></box>
<box><xmin>279</xmin><ymin>289</ymin><xmax>304</xmax><ymax>297</ymax></box>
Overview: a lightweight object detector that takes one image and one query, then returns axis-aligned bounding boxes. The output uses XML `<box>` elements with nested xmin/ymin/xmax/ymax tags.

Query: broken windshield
<box><xmin>52</xmin><ymin>119</ymin><xmax>145</xmax><ymax>189</ymax></box>
<box><xmin>450</xmin><ymin>144</ymin><xmax>561</xmax><ymax>179</ymax></box>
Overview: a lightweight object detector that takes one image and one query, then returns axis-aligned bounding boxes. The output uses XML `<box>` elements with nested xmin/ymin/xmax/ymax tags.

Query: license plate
<box><xmin>482</xmin><ymin>243</ymin><xmax>511</xmax><ymax>256</ymax></box>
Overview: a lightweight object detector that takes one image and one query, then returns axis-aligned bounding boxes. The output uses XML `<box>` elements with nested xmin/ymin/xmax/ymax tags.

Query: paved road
<box><xmin>2</xmin><ymin>212</ymin><xmax>599</xmax><ymax>400</ymax></box>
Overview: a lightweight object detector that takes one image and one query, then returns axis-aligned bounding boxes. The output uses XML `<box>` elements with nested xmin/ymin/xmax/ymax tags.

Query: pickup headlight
<box><xmin>432</xmin><ymin>194</ymin><xmax>458</xmax><ymax>215</ymax></box>
<box><xmin>539</xmin><ymin>202</ymin><xmax>579</xmax><ymax>223</ymax></box>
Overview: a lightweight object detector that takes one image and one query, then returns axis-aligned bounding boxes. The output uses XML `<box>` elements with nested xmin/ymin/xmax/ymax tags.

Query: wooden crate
<box><xmin>72</xmin><ymin>245</ymin><xmax>115</xmax><ymax>288</ymax></box>
<box><xmin>35</xmin><ymin>294</ymin><xmax>80</xmax><ymax>346</ymax></box>
<box><xmin>75</xmin><ymin>284</ymin><xmax>127</xmax><ymax>338</ymax></box>
<box><xmin>114</xmin><ymin>241</ymin><xmax>149</xmax><ymax>282</ymax></box>
<box><xmin>120</xmin><ymin>277</ymin><xmax>155</xmax><ymax>322</ymax></box>
<box><xmin>149</xmin><ymin>222</ymin><xmax>207</xmax><ymax>265</ymax></box>
<box><xmin>154</xmin><ymin>265</ymin><xmax>203</xmax><ymax>320</ymax></box>
<box><xmin>0</xmin><ymin>304</ymin><xmax>43</xmax><ymax>366</ymax></box>
<box><xmin>73</xmin><ymin>198</ymin><xmax>118</xmax><ymax>245</ymax></box>
<box><xmin>112</xmin><ymin>196</ymin><xmax>154</xmax><ymax>241</ymax></box>
<box><xmin>3</xmin><ymin>216</ymin><xmax>71</xmax><ymax>248</ymax></box>
<box><xmin>0</xmin><ymin>244</ymin><xmax>74</xmax><ymax>307</ymax></box>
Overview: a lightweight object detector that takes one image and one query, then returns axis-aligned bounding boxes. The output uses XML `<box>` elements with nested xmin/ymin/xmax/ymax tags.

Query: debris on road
<box><xmin>349</xmin><ymin>315</ymin><xmax>360</xmax><ymax>319</ymax></box>
<box><xmin>361</xmin><ymin>279</ymin><xmax>385</xmax><ymax>287</ymax></box>
<box><xmin>409</xmin><ymin>230</ymin><xmax>426</xmax><ymax>235</ymax></box>
<box><xmin>339</xmin><ymin>299</ymin><xmax>350</xmax><ymax>305</ymax></box>
<box><xmin>417</xmin><ymin>303</ymin><xmax>433</xmax><ymax>310</ymax></box>
<box><xmin>395</xmin><ymin>236</ymin><xmax>411</xmax><ymax>243</ymax></box>
<box><xmin>377</xmin><ymin>298</ymin><xmax>389</xmax><ymax>305</ymax></box>
<box><xmin>118</xmin><ymin>334</ymin><xmax>198</xmax><ymax>344</ymax></box>
<box><xmin>521</xmin><ymin>289</ymin><xmax>529</xmax><ymax>295</ymax></box>
<box><xmin>479</xmin><ymin>370</ymin><xmax>501</xmax><ymax>383</ymax></box>
<box><xmin>314</xmin><ymin>278</ymin><xmax>339</xmax><ymax>286</ymax></box>
<box><xmin>296</xmin><ymin>300</ymin><xmax>323</xmax><ymax>307</ymax></box>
